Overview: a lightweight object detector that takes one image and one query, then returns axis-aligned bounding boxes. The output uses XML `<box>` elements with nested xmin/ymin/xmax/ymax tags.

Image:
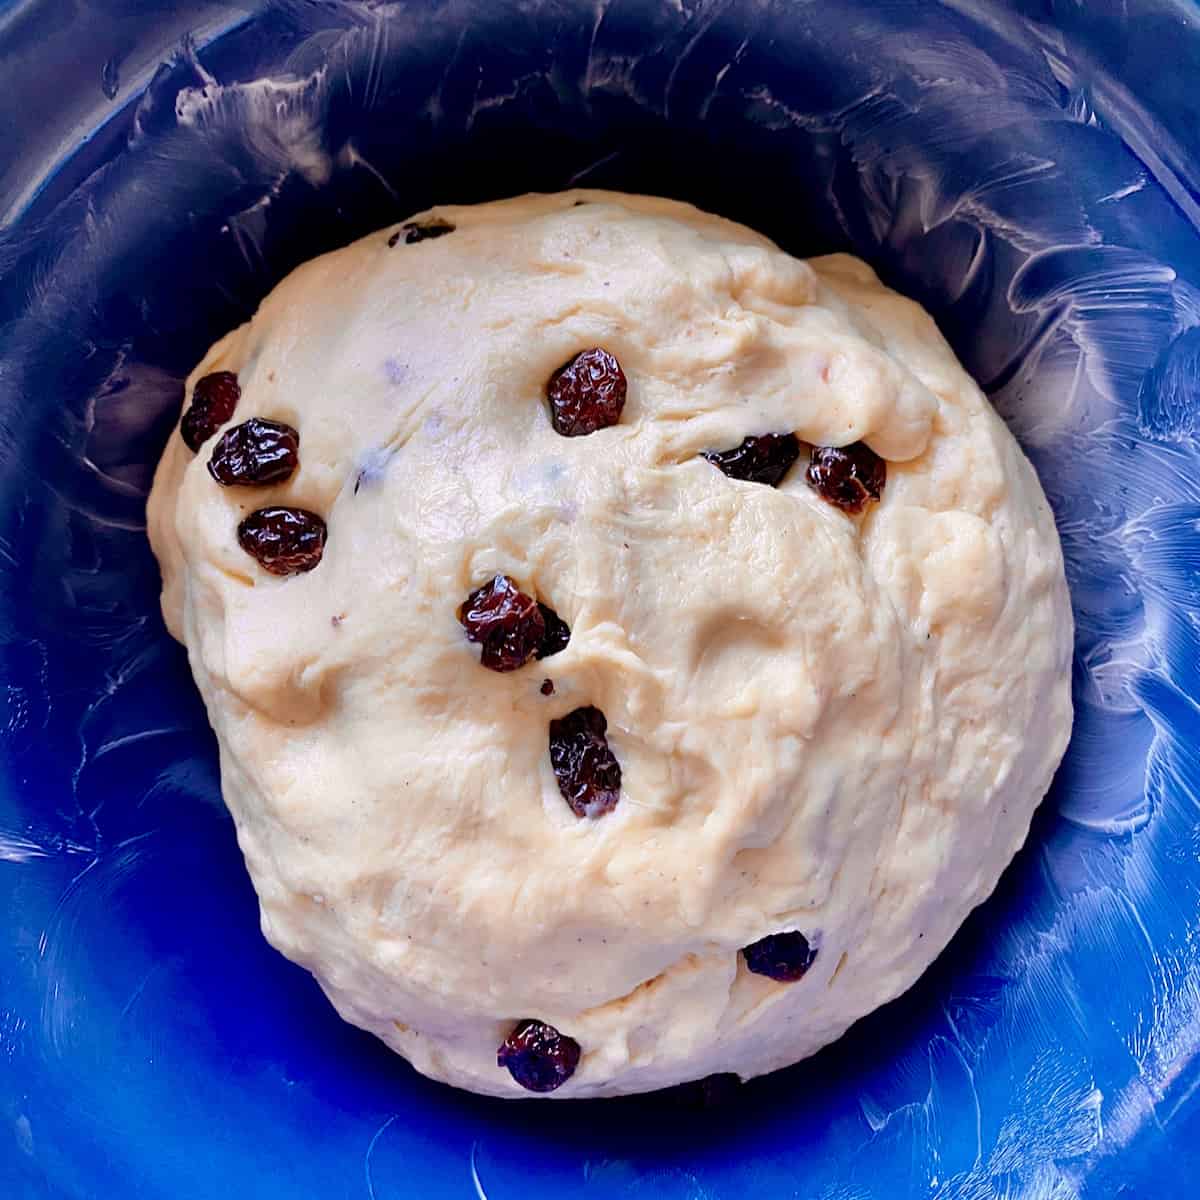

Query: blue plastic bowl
<box><xmin>4</xmin><ymin>2</ymin><xmax>1200</xmax><ymax>1196</ymax></box>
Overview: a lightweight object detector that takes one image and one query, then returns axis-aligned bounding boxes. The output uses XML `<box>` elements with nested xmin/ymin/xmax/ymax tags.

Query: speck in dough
<box><xmin>147</xmin><ymin>191</ymin><xmax>1073</xmax><ymax>1098</ymax></box>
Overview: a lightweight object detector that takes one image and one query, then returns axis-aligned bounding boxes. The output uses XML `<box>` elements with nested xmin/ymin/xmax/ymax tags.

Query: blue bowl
<box><xmin>3</xmin><ymin>1</ymin><xmax>1200</xmax><ymax>1195</ymax></box>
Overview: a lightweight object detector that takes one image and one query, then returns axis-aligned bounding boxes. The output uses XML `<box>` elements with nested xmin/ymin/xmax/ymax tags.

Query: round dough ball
<box><xmin>147</xmin><ymin>192</ymin><xmax>1073</xmax><ymax>1098</ymax></box>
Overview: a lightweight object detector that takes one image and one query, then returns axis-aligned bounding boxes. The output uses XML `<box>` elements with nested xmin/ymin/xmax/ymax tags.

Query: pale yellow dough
<box><xmin>147</xmin><ymin>191</ymin><xmax>1073</xmax><ymax>1098</ymax></box>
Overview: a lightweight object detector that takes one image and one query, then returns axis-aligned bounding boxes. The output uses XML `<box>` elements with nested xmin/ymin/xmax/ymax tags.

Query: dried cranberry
<box><xmin>547</xmin><ymin>348</ymin><xmax>627</xmax><ymax>437</ymax></box>
<box><xmin>208</xmin><ymin>418</ymin><xmax>300</xmax><ymax>486</ymax></box>
<box><xmin>702</xmin><ymin>433</ymin><xmax>800</xmax><ymax>487</ymax></box>
<box><xmin>549</xmin><ymin>705</ymin><xmax>621</xmax><ymax>818</ymax></box>
<box><xmin>741</xmin><ymin>931</ymin><xmax>817</xmax><ymax>982</ymax></box>
<box><xmin>237</xmin><ymin>507</ymin><xmax>327</xmax><ymax>576</ymax></box>
<box><xmin>536</xmin><ymin>603</ymin><xmax>571</xmax><ymax>660</ymax></box>
<box><xmin>181</xmin><ymin>371</ymin><xmax>240</xmax><ymax>452</ymax></box>
<box><xmin>459</xmin><ymin>576</ymin><xmax>546</xmax><ymax>672</ymax></box>
<box><xmin>540</xmin><ymin>679</ymin><xmax>555</xmax><ymax>696</ymax></box>
<box><xmin>806</xmin><ymin>443</ymin><xmax>886</xmax><ymax>513</ymax></box>
<box><xmin>497</xmin><ymin>1019</ymin><xmax>581</xmax><ymax>1093</ymax></box>
<box><xmin>388</xmin><ymin>219</ymin><xmax>456</xmax><ymax>248</ymax></box>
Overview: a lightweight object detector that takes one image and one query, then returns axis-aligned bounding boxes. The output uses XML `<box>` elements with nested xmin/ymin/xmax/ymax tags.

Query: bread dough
<box><xmin>147</xmin><ymin>191</ymin><xmax>1073</xmax><ymax>1098</ymax></box>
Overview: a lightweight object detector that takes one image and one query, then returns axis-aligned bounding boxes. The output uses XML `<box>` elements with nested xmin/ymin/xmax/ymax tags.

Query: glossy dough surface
<box><xmin>147</xmin><ymin>192</ymin><xmax>1073</xmax><ymax>1097</ymax></box>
